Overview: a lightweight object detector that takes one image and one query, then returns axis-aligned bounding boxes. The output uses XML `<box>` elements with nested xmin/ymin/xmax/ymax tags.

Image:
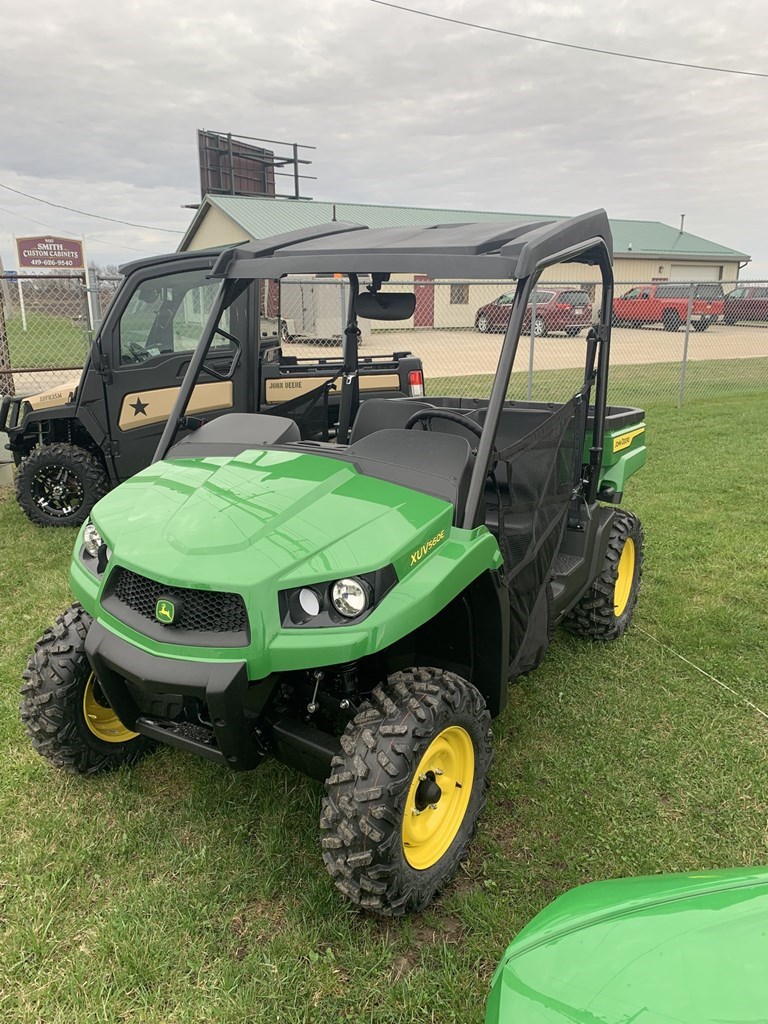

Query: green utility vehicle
<box><xmin>486</xmin><ymin>867</ymin><xmax>768</xmax><ymax>1023</ymax></box>
<box><xmin>1</xmin><ymin>247</ymin><xmax>424</xmax><ymax>527</ymax></box>
<box><xmin>21</xmin><ymin>212</ymin><xmax>647</xmax><ymax>915</ymax></box>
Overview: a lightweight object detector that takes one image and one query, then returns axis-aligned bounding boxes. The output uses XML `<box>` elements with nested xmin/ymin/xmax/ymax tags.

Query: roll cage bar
<box><xmin>154</xmin><ymin>210</ymin><xmax>615</xmax><ymax>529</ymax></box>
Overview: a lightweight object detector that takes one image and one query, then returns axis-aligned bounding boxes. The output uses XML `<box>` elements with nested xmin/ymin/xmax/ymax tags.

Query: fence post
<box><xmin>0</xmin><ymin>283</ymin><xmax>14</xmax><ymax>397</ymax></box>
<box><xmin>677</xmin><ymin>283</ymin><xmax>695</xmax><ymax>409</ymax></box>
<box><xmin>78</xmin><ymin>273</ymin><xmax>94</xmax><ymax>360</ymax></box>
<box><xmin>17</xmin><ymin>278</ymin><xmax>28</xmax><ymax>332</ymax></box>
<box><xmin>527</xmin><ymin>292</ymin><xmax>537</xmax><ymax>400</ymax></box>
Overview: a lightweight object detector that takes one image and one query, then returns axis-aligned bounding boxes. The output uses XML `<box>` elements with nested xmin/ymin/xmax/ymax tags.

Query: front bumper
<box><xmin>84</xmin><ymin>620</ymin><xmax>272</xmax><ymax>770</ymax></box>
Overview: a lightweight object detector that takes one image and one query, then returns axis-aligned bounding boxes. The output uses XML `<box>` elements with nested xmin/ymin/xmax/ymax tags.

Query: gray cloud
<box><xmin>1</xmin><ymin>0</ymin><xmax>766</xmax><ymax>271</ymax></box>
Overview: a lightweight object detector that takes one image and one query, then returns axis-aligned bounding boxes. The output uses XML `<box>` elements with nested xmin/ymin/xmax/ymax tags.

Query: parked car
<box><xmin>723</xmin><ymin>284</ymin><xmax>768</xmax><ymax>324</ymax></box>
<box><xmin>612</xmin><ymin>282</ymin><xmax>724</xmax><ymax>332</ymax></box>
<box><xmin>475</xmin><ymin>287</ymin><xmax>593</xmax><ymax>337</ymax></box>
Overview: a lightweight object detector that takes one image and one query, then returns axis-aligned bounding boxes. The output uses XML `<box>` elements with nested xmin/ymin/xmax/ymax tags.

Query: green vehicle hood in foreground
<box><xmin>71</xmin><ymin>449</ymin><xmax>502</xmax><ymax>677</ymax></box>
<box><xmin>486</xmin><ymin>866</ymin><xmax>768</xmax><ymax>1024</ymax></box>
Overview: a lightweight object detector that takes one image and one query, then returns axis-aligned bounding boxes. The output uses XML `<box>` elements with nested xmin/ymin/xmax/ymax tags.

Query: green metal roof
<box><xmin>181</xmin><ymin>195</ymin><xmax>749</xmax><ymax>262</ymax></box>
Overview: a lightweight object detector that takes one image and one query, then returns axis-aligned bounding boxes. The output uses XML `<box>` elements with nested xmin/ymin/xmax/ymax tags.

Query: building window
<box><xmin>450</xmin><ymin>283</ymin><xmax>469</xmax><ymax>305</ymax></box>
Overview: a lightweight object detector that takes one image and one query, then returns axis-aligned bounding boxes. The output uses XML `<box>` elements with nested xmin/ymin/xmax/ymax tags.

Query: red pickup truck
<box><xmin>613</xmin><ymin>283</ymin><xmax>724</xmax><ymax>332</ymax></box>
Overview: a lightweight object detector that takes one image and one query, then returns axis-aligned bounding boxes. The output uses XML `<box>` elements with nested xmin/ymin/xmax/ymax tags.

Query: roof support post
<box><xmin>152</xmin><ymin>279</ymin><xmax>238</xmax><ymax>463</ymax></box>
<box><xmin>336</xmin><ymin>274</ymin><xmax>360</xmax><ymax>445</ymax></box>
<box><xmin>586</xmin><ymin>246</ymin><xmax>614</xmax><ymax>501</ymax></box>
<box><xmin>462</xmin><ymin>273</ymin><xmax>538</xmax><ymax>530</ymax></box>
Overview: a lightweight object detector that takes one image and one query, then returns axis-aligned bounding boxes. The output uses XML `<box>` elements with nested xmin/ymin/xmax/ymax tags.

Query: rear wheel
<box><xmin>320</xmin><ymin>668</ymin><xmax>492</xmax><ymax>916</ymax></box>
<box><xmin>20</xmin><ymin>604</ymin><xmax>155</xmax><ymax>773</ymax></box>
<box><xmin>662</xmin><ymin>310</ymin><xmax>681</xmax><ymax>332</ymax></box>
<box><xmin>563</xmin><ymin>510</ymin><xmax>644</xmax><ymax>640</ymax></box>
<box><xmin>15</xmin><ymin>443</ymin><xmax>109</xmax><ymax>527</ymax></box>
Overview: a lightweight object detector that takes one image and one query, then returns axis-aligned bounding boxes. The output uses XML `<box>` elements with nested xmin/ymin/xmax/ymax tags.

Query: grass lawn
<box><xmin>1</xmin><ymin>394</ymin><xmax>767</xmax><ymax>1023</ymax></box>
<box><xmin>6</xmin><ymin>313</ymin><xmax>89</xmax><ymax>370</ymax></box>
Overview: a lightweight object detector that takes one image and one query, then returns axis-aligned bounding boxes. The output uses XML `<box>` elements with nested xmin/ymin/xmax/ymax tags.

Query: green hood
<box><xmin>91</xmin><ymin>449</ymin><xmax>452</xmax><ymax>592</ymax></box>
<box><xmin>73</xmin><ymin>449</ymin><xmax>501</xmax><ymax>677</ymax></box>
<box><xmin>486</xmin><ymin>867</ymin><xmax>768</xmax><ymax>1024</ymax></box>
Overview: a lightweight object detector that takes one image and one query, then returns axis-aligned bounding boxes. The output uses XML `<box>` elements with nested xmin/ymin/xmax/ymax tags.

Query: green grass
<box><xmin>433</xmin><ymin>355</ymin><xmax>768</xmax><ymax>407</ymax></box>
<box><xmin>7</xmin><ymin>313</ymin><xmax>89</xmax><ymax>370</ymax></box>
<box><xmin>1</xmin><ymin>396</ymin><xmax>767</xmax><ymax>1023</ymax></box>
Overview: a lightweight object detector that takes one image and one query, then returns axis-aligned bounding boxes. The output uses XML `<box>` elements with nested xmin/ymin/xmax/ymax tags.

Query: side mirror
<box><xmin>355</xmin><ymin>291</ymin><xmax>416</xmax><ymax>321</ymax></box>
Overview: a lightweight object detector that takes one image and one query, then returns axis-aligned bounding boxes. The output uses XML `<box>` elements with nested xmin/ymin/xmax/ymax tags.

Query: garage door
<box><xmin>669</xmin><ymin>264</ymin><xmax>721</xmax><ymax>281</ymax></box>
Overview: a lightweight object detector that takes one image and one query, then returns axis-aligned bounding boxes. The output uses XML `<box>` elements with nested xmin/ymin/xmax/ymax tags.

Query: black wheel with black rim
<box><xmin>320</xmin><ymin>668</ymin><xmax>492</xmax><ymax>916</ymax></box>
<box><xmin>692</xmin><ymin>319</ymin><xmax>710</xmax><ymax>332</ymax></box>
<box><xmin>20</xmin><ymin>604</ymin><xmax>156</xmax><ymax>774</ymax></box>
<box><xmin>15</xmin><ymin>443</ymin><xmax>109</xmax><ymax>527</ymax></box>
<box><xmin>563</xmin><ymin>509</ymin><xmax>644</xmax><ymax>640</ymax></box>
<box><xmin>662</xmin><ymin>310</ymin><xmax>681</xmax><ymax>332</ymax></box>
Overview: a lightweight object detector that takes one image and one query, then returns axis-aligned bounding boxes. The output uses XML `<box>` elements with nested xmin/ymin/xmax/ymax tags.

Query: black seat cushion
<box><xmin>349</xmin><ymin>398</ymin><xmax>435</xmax><ymax>444</ymax></box>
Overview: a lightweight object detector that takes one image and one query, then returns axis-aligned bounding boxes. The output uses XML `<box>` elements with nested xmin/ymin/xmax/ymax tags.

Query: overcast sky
<box><xmin>1</xmin><ymin>0</ymin><xmax>767</xmax><ymax>275</ymax></box>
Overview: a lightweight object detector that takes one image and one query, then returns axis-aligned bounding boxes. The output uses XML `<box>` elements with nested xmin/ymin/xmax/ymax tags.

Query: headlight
<box><xmin>331</xmin><ymin>578</ymin><xmax>370</xmax><ymax>619</ymax></box>
<box><xmin>83</xmin><ymin>523</ymin><xmax>103</xmax><ymax>558</ymax></box>
<box><xmin>279</xmin><ymin>567</ymin><xmax>396</xmax><ymax>628</ymax></box>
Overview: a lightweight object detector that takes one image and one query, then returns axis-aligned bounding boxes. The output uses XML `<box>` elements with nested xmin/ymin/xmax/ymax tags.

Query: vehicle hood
<box><xmin>26</xmin><ymin>377</ymin><xmax>80</xmax><ymax>410</ymax></box>
<box><xmin>90</xmin><ymin>447</ymin><xmax>454</xmax><ymax>592</ymax></box>
<box><xmin>486</xmin><ymin>867</ymin><xmax>768</xmax><ymax>1024</ymax></box>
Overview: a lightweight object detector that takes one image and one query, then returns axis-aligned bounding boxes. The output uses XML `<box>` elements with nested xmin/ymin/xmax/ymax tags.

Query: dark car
<box><xmin>475</xmin><ymin>287</ymin><xmax>593</xmax><ymax>336</ymax></box>
<box><xmin>723</xmin><ymin>284</ymin><xmax>768</xmax><ymax>325</ymax></box>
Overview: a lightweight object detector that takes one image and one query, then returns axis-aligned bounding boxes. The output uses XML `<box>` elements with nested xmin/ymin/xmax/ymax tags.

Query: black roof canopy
<box><xmin>211</xmin><ymin>209</ymin><xmax>613</xmax><ymax>281</ymax></box>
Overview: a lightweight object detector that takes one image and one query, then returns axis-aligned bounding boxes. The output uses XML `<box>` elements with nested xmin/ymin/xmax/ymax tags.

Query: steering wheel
<box><xmin>124</xmin><ymin>340</ymin><xmax>151</xmax><ymax>364</ymax></box>
<box><xmin>404</xmin><ymin>408</ymin><xmax>484</xmax><ymax>440</ymax></box>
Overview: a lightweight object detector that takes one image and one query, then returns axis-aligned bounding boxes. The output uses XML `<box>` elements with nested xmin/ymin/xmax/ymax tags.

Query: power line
<box><xmin>0</xmin><ymin>182</ymin><xmax>185</xmax><ymax>234</ymax></box>
<box><xmin>363</xmin><ymin>0</ymin><xmax>768</xmax><ymax>78</ymax></box>
<box><xmin>0</xmin><ymin>204</ymin><xmax>156</xmax><ymax>255</ymax></box>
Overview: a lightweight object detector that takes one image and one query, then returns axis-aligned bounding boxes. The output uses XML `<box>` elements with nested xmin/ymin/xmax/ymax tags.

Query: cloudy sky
<box><xmin>1</xmin><ymin>0</ymin><xmax>767</xmax><ymax>273</ymax></box>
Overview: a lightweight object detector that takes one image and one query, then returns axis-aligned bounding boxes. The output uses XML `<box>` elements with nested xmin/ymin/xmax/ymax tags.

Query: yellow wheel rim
<box><xmin>82</xmin><ymin>673</ymin><xmax>138</xmax><ymax>743</ymax></box>
<box><xmin>614</xmin><ymin>538</ymin><xmax>636</xmax><ymax>617</ymax></box>
<box><xmin>402</xmin><ymin>726</ymin><xmax>474</xmax><ymax>870</ymax></box>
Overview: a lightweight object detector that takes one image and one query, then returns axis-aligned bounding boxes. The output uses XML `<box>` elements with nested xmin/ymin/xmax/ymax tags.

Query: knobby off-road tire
<box><xmin>20</xmin><ymin>603</ymin><xmax>156</xmax><ymax>774</ymax></box>
<box><xmin>16</xmin><ymin>443</ymin><xmax>109</xmax><ymax>527</ymax></box>
<box><xmin>320</xmin><ymin>669</ymin><xmax>492</xmax><ymax>916</ymax></box>
<box><xmin>563</xmin><ymin>509</ymin><xmax>644</xmax><ymax>641</ymax></box>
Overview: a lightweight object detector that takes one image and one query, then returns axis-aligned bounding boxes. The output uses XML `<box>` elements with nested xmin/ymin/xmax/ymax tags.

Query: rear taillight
<box><xmin>408</xmin><ymin>370</ymin><xmax>424</xmax><ymax>397</ymax></box>
<box><xmin>556</xmin><ymin>303</ymin><xmax>570</xmax><ymax>310</ymax></box>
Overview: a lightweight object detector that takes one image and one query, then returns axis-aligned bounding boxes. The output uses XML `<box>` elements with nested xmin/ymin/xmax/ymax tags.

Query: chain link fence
<box><xmin>280</xmin><ymin>278</ymin><xmax>768</xmax><ymax>409</ymax></box>
<box><xmin>2</xmin><ymin>271</ymin><xmax>767</xmax><ymax>408</ymax></box>
<box><xmin>0</xmin><ymin>272</ymin><xmax>121</xmax><ymax>396</ymax></box>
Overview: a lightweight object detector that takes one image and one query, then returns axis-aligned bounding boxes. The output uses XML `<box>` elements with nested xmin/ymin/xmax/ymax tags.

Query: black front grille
<box><xmin>102</xmin><ymin>567</ymin><xmax>249</xmax><ymax>647</ymax></box>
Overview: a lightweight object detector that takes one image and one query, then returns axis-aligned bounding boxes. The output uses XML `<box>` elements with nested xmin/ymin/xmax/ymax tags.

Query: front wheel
<box><xmin>563</xmin><ymin>510</ymin><xmax>644</xmax><ymax>640</ymax></box>
<box><xmin>476</xmin><ymin>314</ymin><xmax>491</xmax><ymax>333</ymax></box>
<box><xmin>320</xmin><ymin>669</ymin><xmax>492</xmax><ymax>916</ymax></box>
<box><xmin>15</xmin><ymin>443</ymin><xmax>109</xmax><ymax>527</ymax></box>
<box><xmin>20</xmin><ymin>604</ymin><xmax>156</xmax><ymax>773</ymax></box>
<box><xmin>533</xmin><ymin>316</ymin><xmax>547</xmax><ymax>337</ymax></box>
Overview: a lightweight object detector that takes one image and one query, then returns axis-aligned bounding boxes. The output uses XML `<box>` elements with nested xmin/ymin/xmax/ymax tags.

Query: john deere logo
<box><xmin>155</xmin><ymin>598</ymin><xmax>176</xmax><ymax>624</ymax></box>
